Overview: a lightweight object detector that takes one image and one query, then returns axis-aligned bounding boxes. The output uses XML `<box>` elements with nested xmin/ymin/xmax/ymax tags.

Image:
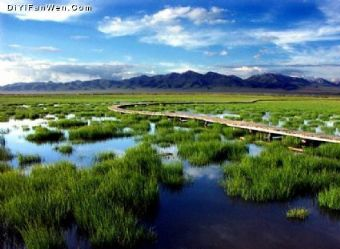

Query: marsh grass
<box><xmin>20</xmin><ymin>224</ymin><xmax>66</xmax><ymax>249</ymax></box>
<box><xmin>49</xmin><ymin>119</ymin><xmax>87</xmax><ymax>129</ymax></box>
<box><xmin>94</xmin><ymin>151</ymin><xmax>116</xmax><ymax>162</ymax></box>
<box><xmin>0</xmin><ymin>162</ymin><xmax>11</xmax><ymax>173</ymax></box>
<box><xmin>54</xmin><ymin>145</ymin><xmax>73</xmax><ymax>155</ymax></box>
<box><xmin>178</xmin><ymin>141</ymin><xmax>247</xmax><ymax>166</ymax></box>
<box><xmin>286</xmin><ymin>208</ymin><xmax>309</xmax><ymax>220</ymax></box>
<box><xmin>18</xmin><ymin>154</ymin><xmax>42</xmax><ymax>166</ymax></box>
<box><xmin>26</xmin><ymin>127</ymin><xmax>64</xmax><ymax>143</ymax></box>
<box><xmin>0</xmin><ymin>147</ymin><xmax>13</xmax><ymax>161</ymax></box>
<box><xmin>196</xmin><ymin>131</ymin><xmax>221</xmax><ymax>141</ymax></box>
<box><xmin>307</xmin><ymin>143</ymin><xmax>340</xmax><ymax>159</ymax></box>
<box><xmin>0</xmin><ymin>144</ymin><xmax>164</xmax><ymax>248</ymax></box>
<box><xmin>318</xmin><ymin>187</ymin><xmax>340</xmax><ymax>210</ymax></box>
<box><xmin>144</xmin><ymin>128</ymin><xmax>195</xmax><ymax>147</ymax></box>
<box><xmin>282</xmin><ymin>136</ymin><xmax>301</xmax><ymax>147</ymax></box>
<box><xmin>224</xmin><ymin>143</ymin><xmax>340</xmax><ymax>201</ymax></box>
<box><xmin>160</xmin><ymin>161</ymin><xmax>185</xmax><ymax>189</ymax></box>
<box><xmin>69</xmin><ymin>123</ymin><xmax>129</xmax><ymax>141</ymax></box>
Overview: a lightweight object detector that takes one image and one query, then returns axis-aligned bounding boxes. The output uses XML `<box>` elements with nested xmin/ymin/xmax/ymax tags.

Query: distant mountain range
<box><xmin>1</xmin><ymin>71</ymin><xmax>339</xmax><ymax>93</ymax></box>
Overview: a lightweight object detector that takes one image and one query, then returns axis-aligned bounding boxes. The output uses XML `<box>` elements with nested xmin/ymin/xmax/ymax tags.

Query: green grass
<box><xmin>18</xmin><ymin>154</ymin><xmax>42</xmax><ymax>166</ymax></box>
<box><xmin>143</xmin><ymin>128</ymin><xmax>195</xmax><ymax>147</ymax></box>
<box><xmin>0</xmin><ymin>162</ymin><xmax>11</xmax><ymax>173</ymax></box>
<box><xmin>286</xmin><ymin>208</ymin><xmax>309</xmax><ymax>220</ymax></box>
<box><xmin>307</xmin><ymin>143</ymin><xmax>340</xmax><ymax>159</ymax></box>
<box><xmin>69</xmin><ymin>123</ymin><xmax>129</xmax><ymax>141</ymax></box>
<box><xmin>26</xmin><ymin>127</ymin><xmax>64</xmax><ymax>143</ymax></box>
<box><xmin>54</xmin><ymin>145</ymin><xmax>73</xmax><ymax>155</ymax></box>
<box><xmin>20</xmin><ymin>224</ymin><xmax>66</xmax><ymax>249</ymax></box>
<box><xmin>224</xmin><ymin>143</ymin><xmax>340</xmax><ymax>201</ymax></box>
<box><xmin>160</xmin><ymin>161</ymin><xmax>185</xmax><ymax>188</ymax></box>
<box><xmin>0</xmin><ymin>147</ymin><xmax>13</xmax><ymax>161</ymax></box>
<box><xmin>49</xmin><ymin>119</ymin><xmax>87</xmax><ymax>129</ymax></box>
<box><xmin>94</xmin><ymin>151</ymin><xmax>116</xmax><ymax>162</ymax></box>
<box><xmin>281</xmin><ymin>136</ymin><xmax>302</xmax><ymax>147</ymax></box>
<box><xmin>0</xmin><ymin>144</ymin><xmax>165</xmax><ymax>248</ymax></box>
<box><xmin>318</xmin><ymin>186</ymin><xmax>340</xmax><ymax>210</ymax></box>
<box><xmin>178</xmin><ymin>140</ymin><xmax>247</xmax><ymax>166</ymax></box>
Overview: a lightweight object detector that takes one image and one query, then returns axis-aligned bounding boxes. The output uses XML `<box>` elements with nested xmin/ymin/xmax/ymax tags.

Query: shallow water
<box><xmin>2</xmin><ymin>119</ymin><xmax>340</xmax><ymax>249</ymax></box>
<box><xmin>143</xmin><ymin>151</ymin><xmax>340</xmax><ymax>249</ymax></box>
<box><xmin>0</xmin><ymin>118</ymin><xmax>136</xmax><ymax>167</ymax></box>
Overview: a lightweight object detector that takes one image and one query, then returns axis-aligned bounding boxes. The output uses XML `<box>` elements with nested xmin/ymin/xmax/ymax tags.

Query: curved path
<box><xmin>109</xmin><ymin>102</ymin><xmax>340</xmax><ymax>144</ymax></box>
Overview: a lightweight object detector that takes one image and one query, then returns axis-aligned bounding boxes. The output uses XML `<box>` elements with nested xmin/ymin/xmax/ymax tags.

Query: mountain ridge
<box><xmin>0</xmin><ymin>71</ymin><xmax>338</xmax><ymax>92</ymax></box>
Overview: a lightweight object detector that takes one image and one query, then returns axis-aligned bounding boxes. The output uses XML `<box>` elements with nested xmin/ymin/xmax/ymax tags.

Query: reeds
<box><xmin>0</xmin><ymin>162</ymin><xmax>11</xmax><ymax>173</ymax></box>
<box><xmin>54</xmin><ymin>145</ymin><xmax>73</xmax><ymax>155</ymax></box>
<box><xmin>0</xmin><ymin>147</ymin><xmax>13</xmax><ymax>161</ymax></box>
<box><xmin>69</xmin><ymin>123</ymin><xmax>128</xmax><ymax>141</ymax></box>
<box><xmin>26</xmin><ymin>127</ymin><xmax>64</xmax><ymax>143</ymax></box>
<box><xmin>160</xmin><ymin>161</ymin><xmax>185</xmax><ymax>188</ymax></box>
<box><xmin>18</xmin><ymin>154</ymin><xmax>42</xmax><ymax>166</ymax></box>
<box><xmin>0</xmin><ymin>144</ymin><xmax>164</xmax><ymax>248</ymax></box>
<box><xmin>224</xmin><ymin>143</ymin><xmax>340</xmax><ymax>201</ymax></box>
<box><xmin>178</xmin><ymin>141</ymin><xmax>247</xmax><ymax>166</ymax></box>
<box><xmin>49</xmin><ymin>119</ymin><xmax>87</xmax><ymax>129</ymax></box>
<box><xmin>94</xmin><ymin>151</ymin><xmax>116</xmax><ymax>162</ymax></box>
<box><xmin>318</xmin><ymin>186</ymin><xmax>340</xmax><ymax>210</ymax></box>
<box><xmin>20</xmin><ymin>224</ymin><xmax>66</xmax><ymax>249</ymax></box>
<box><xmin>286</xmin><ymin>208</ymin><xmax>309</xmax><ymax>220</ymax></box>
<box><xmin>307</xmin><ymin>143</ymin><xmax>340</xmax><ymax>159</ymax></box>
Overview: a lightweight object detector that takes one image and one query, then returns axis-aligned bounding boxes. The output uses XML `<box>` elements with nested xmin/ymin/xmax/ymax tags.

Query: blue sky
<box><xmin>0</xmin><ymin>0</ymin><xmax>340</xmax><ymax>84</ymax></box>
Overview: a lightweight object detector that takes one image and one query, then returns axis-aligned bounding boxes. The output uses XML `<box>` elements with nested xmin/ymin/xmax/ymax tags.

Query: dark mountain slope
<box><xmin>0</xmin><ymin>71</ymin><xmax>338</xmax><ymax>92</ymax></box>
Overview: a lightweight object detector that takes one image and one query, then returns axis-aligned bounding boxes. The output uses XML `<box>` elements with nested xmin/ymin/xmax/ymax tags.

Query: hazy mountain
<box><xmin>0</xmin><ymin>71</ymin><xmax>338</xmax><ymax>92</ymax></box>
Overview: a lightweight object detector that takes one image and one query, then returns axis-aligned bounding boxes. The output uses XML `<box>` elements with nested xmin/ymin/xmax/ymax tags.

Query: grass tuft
<box><xmin>0</xmin><ymin>147</ymin><xmax>13</xmax><ymax>161</ymax></box>
<box><xmin>160</xmin><ymin>161</ymin><xmax>185</xmax><ymax>188</ymax></box>
<box><xmin>49</xmin><ymin>119</ymin><xmax>87</xmax><ymax>129</ymax></box>
<box><xmin>26</xmin><ymin>127</ymin><xmax>64</xmax><ymax>143</ymax></box>
<box><xmin>54</xmin><ymin>145</ymin><xmax>73</xmax><ymax>155</ymax></box>
<box><xmin>95</xmin><ymin>151</ymin><xmax>116</xmax><ymax>162</ymax></box>
<box><xmin>18</xmin><ymin>154</ymin><xmax>42</xmax><ymax>166</ymax></box>
<box><xmin>286</xmin><ymin>208</ymin><xmax>309</xmax><ymax>220</ymax></box>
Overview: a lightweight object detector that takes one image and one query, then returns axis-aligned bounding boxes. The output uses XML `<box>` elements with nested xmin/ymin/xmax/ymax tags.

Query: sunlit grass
<box><xmin>26</xmin><ymin>127</ymin><xmax>64</xmax><ymax>143</ymax></box>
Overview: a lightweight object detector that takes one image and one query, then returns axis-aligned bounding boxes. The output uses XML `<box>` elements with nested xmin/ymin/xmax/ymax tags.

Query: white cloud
<box><xmin>0</xmin><ymin>0</ymin><xmax>91</xmax><ymax>22</ymax></box>
<box><xmin>98</xmin><ymin>6</ymin><xmax>229</xmax><ymax>49</ymax></box>
<box><xmin>319</xmin><ymin>0</ymin><xmax>340</xmax><ymax>24</ymax></box>
<box><xmin>34</xmin><ymin>46</ymin><xmax>60</xmax><ymax>52</ymax></box>
<box><xmin>0</xmin><ymin>53</ymin><xmax>139</xmax><ymax>85</ymax></box>
<box><xmin>204</xmin><ymin>49</ymin><xmax>228</xmax><ymax>56</ymax></box>
<box><xmin>140</xmin><ymin>25</ymin><xmax>227</xmax><ymax>49</ymax></box>
<box><xmin>70</xmin><ymin>35</ymin><xmax>89</xmax><ymax>40</ymax></box>
<box><xmin>219</xmin><ymin>50</ymin><xmax>228</xmax><ymax>56</ymax></box>
<box><xmin>1</xmin><ymin>53</ymin><xmax>340</xmax><ymax>85</ymax></box>
<box><xmin>8</xmin><ymin>44</ymin><xmax>61</xmax><ymax>53</ymax></box>
<box><xmin>285</xmin><ymin>45</ymin><xmax>340</xmax><ymax>65</ymax></box>
<box><xmin>254</xmin><ymin>26</ymin><xmax>340</xmax><ymax>48</ymax></box>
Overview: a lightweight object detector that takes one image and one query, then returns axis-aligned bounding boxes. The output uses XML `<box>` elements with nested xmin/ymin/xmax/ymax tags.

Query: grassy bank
<box><xmin>224</xmin><ymin>143</ymin><xmax>340</xmax><ymax>202</ymax></box>
<box><xmin>0</xmin><ymin>143</ymin><xmax>186</xmax><ymax>248</ymax></box>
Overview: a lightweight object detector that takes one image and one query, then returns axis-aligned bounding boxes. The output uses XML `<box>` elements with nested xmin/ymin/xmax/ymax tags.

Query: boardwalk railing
<box><xmin>109</xmin><ymin>103</ymin><xmax>340</xmax><ymax>144</ymax></box>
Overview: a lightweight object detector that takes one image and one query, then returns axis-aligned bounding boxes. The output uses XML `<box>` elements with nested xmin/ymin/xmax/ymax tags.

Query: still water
<box><xmin>1</xmin><ymin>119</ymin><xmax>340</xmax><ymax>249</ymax></box>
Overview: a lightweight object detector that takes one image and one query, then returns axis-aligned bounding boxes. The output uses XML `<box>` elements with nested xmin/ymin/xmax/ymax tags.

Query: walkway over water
<box><xmin>109</xmin><ymin>102</ymin><xmax>340</xmax><ymax>144</ymax></box>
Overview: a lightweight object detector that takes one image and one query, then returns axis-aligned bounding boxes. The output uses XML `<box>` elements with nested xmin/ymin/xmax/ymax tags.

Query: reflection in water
<box><xmin>2</xmin><ymin>119</ymin><xmax>340</xmax><ymax>249</ymax></box>
<box><xmin>0</xmin><ymin>118</ymin><xmax>136</xmax><ymax>167</ymax></box>
<box><xmin>143</xmin><ymin>149</ymin><xmax>340</xmax><ymax>249</ymax></box>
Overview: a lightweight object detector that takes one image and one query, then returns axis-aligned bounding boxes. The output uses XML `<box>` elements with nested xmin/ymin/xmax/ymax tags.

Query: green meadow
<box><xmin>1</xmin><ymin>93</ymin><xmax>340</xmax><ymax>248</ymax></box>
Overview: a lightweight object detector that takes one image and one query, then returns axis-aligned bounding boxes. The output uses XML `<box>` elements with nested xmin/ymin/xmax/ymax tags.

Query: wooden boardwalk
<box><xmin>109</xmin><ymin>103</ymin><xmax>340</xmax><ymax>144</ymax></box>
